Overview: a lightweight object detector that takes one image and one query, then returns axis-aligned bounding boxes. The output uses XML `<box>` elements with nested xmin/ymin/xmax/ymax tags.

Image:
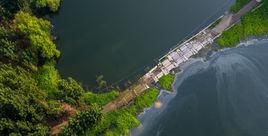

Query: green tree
<box><xmin>0</xmin><ymin>0</ymin><xmax>26</xmax><ymax>20</ymax></box>
<box><xmin>158</xmin><ymin>74</ymin><xmax>175</xmax><ymax>91</ymax></box>
<box><xmin>83</xmin><ymin>90</ymin><xmax>119</xmax><ymax>106</ymax></box>
<box><xmin>0</xmin><ymin>64</ymin><xmax>51</xmax><ymax>135</ymax></box>
<box><xmin>0</xmin><ymin>25</ymin><xmax>39</xmax><ymax>67</ymax></box>
<box><xmin>0</xmin><ymin>39</ymin><xmax>17</xmax><ymax>60</ymax></box>
<box><xmin>34</xmin><ymin>63</ymin><xmax>60</xmax><ymax>95</ymax></box>
<box><xmin>14</xmin><ymin>11</ymin><xmax>60</xmax><ymax>60</ymax></box>
<box><xmin>58</xmin><ymin>77</ymin><xmax>85</xmax><ymax>105</ymax></box>
<box><xmin>60</xmin><ymin>104</ymin><xmax>103</xmax><ymax>136</ymax></box>
<box><xmin>218</xmin><ymin>0</ymin><xmax>268</xmax><ymax>47</ymax></box>
<box><xmin>31</xmin><ymin>0</ymin><xmax>61</xmax><ymax>12</ymax></box>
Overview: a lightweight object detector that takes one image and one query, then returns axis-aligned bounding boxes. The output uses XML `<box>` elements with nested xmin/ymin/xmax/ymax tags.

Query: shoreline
<box><xmin>95</xmin><ymin>1</ymin><xmax>265</xmax><ymax>135</ymax></box>
<box><xmin>1</xmin><ymin>0</ymin><xmax>267</xmax><ymax>135</ymax></box>
<box><xmin>103</xmin><ymin>0</ymin><xmax>261</xmax><ymax>113</ymax></box>
<box><xmin>132</xmin><ymin>36</ymin><xmax>268</xmax><ymax>135</ymax></box>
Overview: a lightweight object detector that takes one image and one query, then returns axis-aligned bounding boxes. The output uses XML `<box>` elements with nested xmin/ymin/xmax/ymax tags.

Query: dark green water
<box><xmin>134</xmin><ymin>39</ymin><xmax>268</xmax><ymax>136</ymax></box>
<box><xmin>53</xmin><ymin>0</ymin><xmax>234</xmax><ymax>85</ymax></box>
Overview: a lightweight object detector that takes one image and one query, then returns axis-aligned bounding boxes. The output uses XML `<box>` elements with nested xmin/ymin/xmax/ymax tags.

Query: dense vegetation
<box><xmin>158</xmin><ymin>74</ymin><xmax>175</xmax><ymax>91</ymax></box>
<box><xmin>85</xmin><ymin>88</ymin><xmax>160</xmax><ymax>136</ymax></box>
<box><xmin>0</xmin><ymin>0</ymin><xmax>160</xmax><ymax>135</ymax></box>
<box><xmin>83</xmin><ymin>91</ymin><xmax>119</xmax><ymax>106</ymax></box>
<box><xmin>0</xmin><ymin>0</ymin><xmax>118</xmax><ymax>135</ymax></box>
<box><xmin>217</xmin><ymin>0</ymin><xmax>268</xmax><ymax>47</ymax></box>
<box><xmin>0</xmin><ymin>64</ymin><xmax>52</xmax><ymax>135</ymax></box>
<box><xmin>0</xmin><ymin>0</ymin><xmax>61</xmax><ymax>21</ymax></box>
<box><xmin>60</xmin><ymin>105</ymin><xmax>103</xmax><ymax>136</ymax></box>
<box><xmin>4</xmin><ymin>0</ymin><xmax>266</xmax><ymax>135</ymax></box>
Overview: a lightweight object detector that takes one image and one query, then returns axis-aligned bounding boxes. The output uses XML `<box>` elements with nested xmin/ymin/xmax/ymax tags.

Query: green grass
<box><xmin>33</xmin><ymin>63</ymin><xmax>60</xmax><ymax>97</ymax></box>
<box><xmin>85</xmin><ymin>87</ymin><xmax>160</xmax><ymax>136</ymax></box>
<box><xmin>217</xmin><ymin>24</ymin><xmax>244</xmax><ymax>47</ymax></box>
<box><xmin>217</xmin><ymin>0</ymin><xmax>268</xmax><ymax>47</ymax></box>
<box><xmin>83</xmin><ymin>90</ymin><xmax>119</xmax><ymax>106</ymax></box>
<box><xmin>158</xmin><ymin>74</ymin><xmax>175</xmax><ymax>91</ymax></box>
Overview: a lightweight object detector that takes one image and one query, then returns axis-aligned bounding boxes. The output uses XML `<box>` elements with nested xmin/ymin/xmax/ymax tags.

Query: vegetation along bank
<box><xmin>0</xmin><ymin>0</ymin><xmax>268</xmax><ymax>135</ymax></box>
<box><xmin>217</xmin><ymin>0</ymin><xmax>268</xmax><ymax>47</ymax></box>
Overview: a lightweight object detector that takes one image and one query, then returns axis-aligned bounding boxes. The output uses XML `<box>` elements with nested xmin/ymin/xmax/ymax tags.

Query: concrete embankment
<box><xmin>102</xmin><ymin>0</ymin><xmax>261</xmax><ymax>113</ymax></box>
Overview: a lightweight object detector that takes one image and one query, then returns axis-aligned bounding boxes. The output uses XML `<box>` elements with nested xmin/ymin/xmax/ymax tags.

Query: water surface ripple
<box><xmin>134</xmin><ymin>39</ymin><xmax>268</xmax><ymax>136</ymax></box>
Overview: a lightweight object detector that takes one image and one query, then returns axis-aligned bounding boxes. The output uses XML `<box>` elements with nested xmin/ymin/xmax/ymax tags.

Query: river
<box><xmin>53</xmin><ymin>0</ymin><xmax>235</xmax><ymax>85</ymax></box>
<box><xmin>132</xmin><ymin>38</ymin><xmax>268</xmax><ymax>136</ymax></box>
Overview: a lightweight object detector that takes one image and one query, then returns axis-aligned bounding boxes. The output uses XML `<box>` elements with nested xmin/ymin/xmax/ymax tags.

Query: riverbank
<box><xmin>158</xmin><ymin>74</ymin><xmax>176</xmax><ymax>91</ymax></box>
<box><xmin>54</xmin><ymin>0</ymin><xmax>233</xmax><ymax>86</ymax></box>
<box><xmin>103</xmin><ymin>0</ymin><xmax>260</xmax><ymax>111</ymax></box>
<box><xmin>217</xmin><ymin>0</ymin><xmax>268</xmax><ymax>47</ymax></box>
<box><xmin>85</xmin><ymin>87</ymin><xmax>160</xmax><ymax>135</ymax></box>
<box><xmin>133</xmin><ymin>37</ymin><xmax>268</xmax><ymax>136</ymax></box>
<box><xmin>129</xmin><ymin>0</ymin><xmax>268</xmax><ymax>135</ymax></box>
<box><xmin>0</xmin><ymin>0</ymin><xmax>265</xmax><ymax>135</ymax></box>
<box><xmin>91</xmin><ymin>1</ymin><xmax>264</xmax><ymax>136</ymax></box>
<box><xmin>55</xmin><ymin>0</ymin><xmax>266</xmax><ymax>135</ymax></box>
<box><xmin>57</xmin><ymin>0</ymin><xmax>267</xmax><ymax>135</ymax></box>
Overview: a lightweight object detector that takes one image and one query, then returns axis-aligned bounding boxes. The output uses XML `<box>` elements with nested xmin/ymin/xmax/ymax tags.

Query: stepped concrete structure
<box><xmin>102</xmin><ymin>0</ymin><xmax>261</xmax><ymax>113</ymax></box>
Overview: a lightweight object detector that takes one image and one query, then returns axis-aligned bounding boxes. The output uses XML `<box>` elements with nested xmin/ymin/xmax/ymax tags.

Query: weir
<box><xmin>102</xmin><ymin>0</ymin><xmax>261</xmax><ymax>113</ymax></box>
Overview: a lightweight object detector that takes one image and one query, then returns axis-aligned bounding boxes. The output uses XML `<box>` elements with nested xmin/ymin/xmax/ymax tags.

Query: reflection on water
<box><xmin>53</xmin><ymin>0</ymin><xmax>234</xmax><ymax>85</ymax></box>
<box><xmin>133</xmin><ymin>39</ymin><xmax>268</xmax><ymax>136</ymax></box>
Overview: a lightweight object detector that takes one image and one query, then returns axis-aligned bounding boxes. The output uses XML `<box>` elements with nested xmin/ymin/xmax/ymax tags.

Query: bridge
<box><xmin>102</xmin><ymin>0</ymin><xmax>261</xmax><ymax>113</ymax></box>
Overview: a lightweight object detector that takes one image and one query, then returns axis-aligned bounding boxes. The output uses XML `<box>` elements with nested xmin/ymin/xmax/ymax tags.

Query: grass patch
<box><xmin>83</xmin><ymin>90</ymin><xmax>119</xmax><ymax>106</ymax></box>
<box><xmin>85</xmin><ymin>87</ymin><xmax>160</xmax><ymax>136</ymax></box>
<box><xmin>217</xmin><ymin>24</ymin><xmax>244</xmax><ymax>47</ymax></box>
<box><xmin>33</xmin><ymin>63</ymin><xmax>60</xmax><ymax>97</ymax></box>
<box><xmin>158</xmin><ymin>74</ymin><xmax>175</xmax><ymax>91</ymax></box>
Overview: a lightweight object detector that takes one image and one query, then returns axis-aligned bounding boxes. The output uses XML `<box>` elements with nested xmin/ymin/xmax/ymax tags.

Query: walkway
<box><xmin>102</xmin><ymin>0</ymin><xmax>261</xmax><ymax>113</ymax></box>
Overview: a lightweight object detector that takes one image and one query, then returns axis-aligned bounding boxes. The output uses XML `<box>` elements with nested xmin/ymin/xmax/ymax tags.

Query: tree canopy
<box><xmin>217</xmin><ymin>0</ymin><xmax>268</xmax><ymax>47</ymax></box>
<box><xmin>0</xmin><ymin>64</ymin><xmax>50</xmax><ymax>135</ymax></box>
<box><xmin>31</xmin><ymin>0</ymin><xmax>61</xmax><ymax>12</ymax></box>
<box><xmin>0</xmin><ymin>0</ymin><xmax>108</xmax><ymax>135</ymax></box>
<box><xmin>14</xmin><ymin>11</ymin><xmax>60</xmax><ymax>60</ymax></box>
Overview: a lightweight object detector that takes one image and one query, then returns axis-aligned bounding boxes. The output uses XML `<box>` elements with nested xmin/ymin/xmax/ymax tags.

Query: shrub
<box><xmin>158</xmin><ymin>74</ymin><xmax>175</xmax><ymax>91</ymax></box>
<box><xmin>86</xmin><ymin>88</ymin><xmax>159</xmax><ymax>136</ymax></box>
<box><xmin>218</xmin><ymin>0</ymin><xmax>268</xmax><ymax>47</ymax></box>
<box><xmin>58</xmin><ymin>78</ymin><xmax>85</xmax><ymax>105</ymax></box>
<box><xmin>0</xmin><ymin>64</ymin><xmax>50</xmax><ymax>135</ymax></box>
<box><xmin>34</xmin><ymin>63</ymin><xmax>59</xmax><ymax>95</ymax></box>
<box><xmin>14</xmin><ymin>11</ymin><xmax>60</xmax><ymax>60</ymax></box>
<box><xmin>31</xmin><ymin>0</ymin><xmax>61</xmax><ymax>12</ymax></box>
<box><xmin>217</xmin><ymin>24</ymin><xmax>244</xmax><ymax>47</ymax></box>
<box><xmin>0</xmin><ymin>39</ymin><xmax>17</xmax><ymax>60</ymax></box>
<box><xmin>83</xmin><ymin>91</ymin><xmax>119</xmax><ymax>106</ymax></box>
<box><xmin>60</xmin><ymin>104</ymin><xmax>103</xmax><ymax>136</ymax></box>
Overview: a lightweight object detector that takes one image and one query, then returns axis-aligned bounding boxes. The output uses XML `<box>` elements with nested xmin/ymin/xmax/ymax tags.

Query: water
<box><xmin>133</xmin><ymin>39</ymin><xmax>268</xmax><ymax>136</ymax></box>
<box><xmin>53</xmin><ymin>0</ymin><xmax>235</xmax><ymax>85</ymax></box>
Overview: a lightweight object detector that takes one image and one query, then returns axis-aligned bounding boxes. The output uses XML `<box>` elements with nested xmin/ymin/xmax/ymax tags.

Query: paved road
<box><xmin>212</xmin><ymin>0</ymin><xmax>259</xmax><ymax>35</ymax></box>
<box><xmin>231</xmin><ymin>0</ymin><xmax>258</xmax><ymax>24</ymax></box>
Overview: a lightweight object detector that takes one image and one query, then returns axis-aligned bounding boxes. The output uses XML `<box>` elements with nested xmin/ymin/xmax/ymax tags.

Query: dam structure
<box><xmin>102</xmin><ymin>0</ymin><xmax>261</xmax><ymax>113</ymax></box>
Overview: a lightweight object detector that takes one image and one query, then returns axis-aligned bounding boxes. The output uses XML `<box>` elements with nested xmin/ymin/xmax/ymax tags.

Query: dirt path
<box><xmin>51</xmin><ymin>103</ymin><xmax>77</xmax><ymax>135</ymax></box>
<box><xmin>102</xmin><ymin>81</ymin><xmax>150</xmax><ymax>113</ymax></box>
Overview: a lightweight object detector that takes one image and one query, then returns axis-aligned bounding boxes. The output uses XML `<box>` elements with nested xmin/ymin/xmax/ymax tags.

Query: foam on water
<box><xmin>132</xmin><ymin>38</ymin><xmax>268</xmax><ymax>136</ymax></box>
